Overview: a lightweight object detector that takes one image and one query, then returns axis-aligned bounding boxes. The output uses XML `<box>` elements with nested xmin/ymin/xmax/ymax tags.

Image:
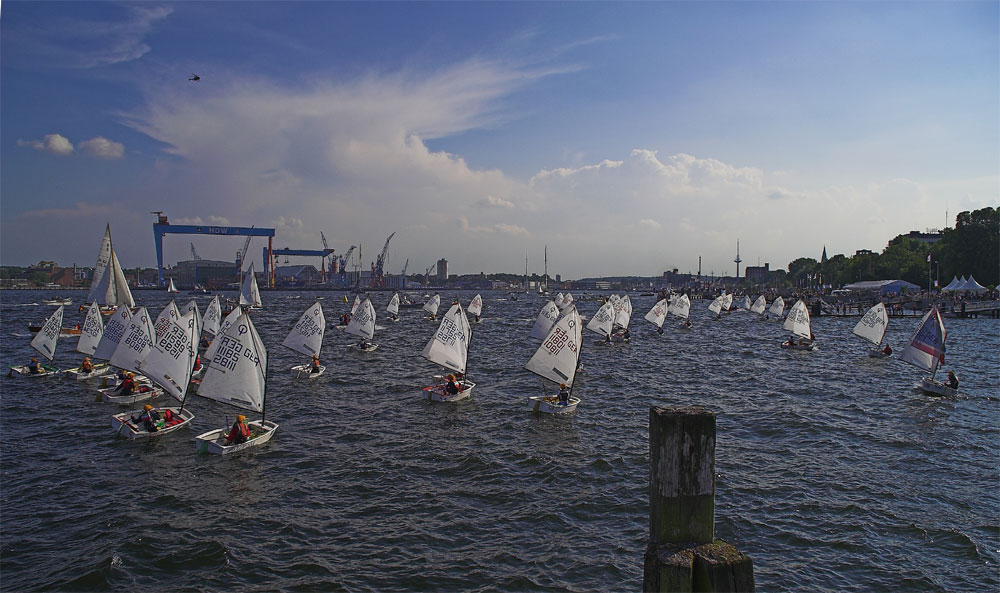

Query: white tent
<box><xmin>941</xmin><ymin>276</ymin><xmax>963</xmax><ymax>291</ymax></box>
<box><xmin>957</xmin><ymin>275</ymin><xmax>988</xmax><ymax>293</ymax></box>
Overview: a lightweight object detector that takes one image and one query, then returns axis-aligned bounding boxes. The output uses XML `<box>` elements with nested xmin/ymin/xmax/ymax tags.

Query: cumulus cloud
<box><xmin>78</xmin><ymin>136</ymin><xmax>125</xmax><ymax>159</ymax></box>
<box><xmin>479</xmin><ymin>195</ymin><xmax>515</xmax><ymax>209</ymax></box>
<box><xmin>639</xmin><ymin>218</ymin><xmax>662</xmax><ymax>230</ymax></box>
<box><xmin>18</xmin><ymin>134</ymin><xmax>74</xmax><ymax>156</ymax></box>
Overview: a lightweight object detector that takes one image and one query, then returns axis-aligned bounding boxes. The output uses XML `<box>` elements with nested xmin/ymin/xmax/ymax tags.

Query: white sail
<box><xmin>853</xmin><ymin>302</ymin><xmax>888</xmax><ymax>346</ymax></box>
<box><xmin>350</xmin><ymin>295</ymin><xmax>361</xmax><ymax>316</ymax></box>
<box><xmin>644</xmin><ymin>299</ymin><xmax>669</xmax><ymax>328</ymax></box>
<box><xmin>346</xmin><ymin>298</ymin><xmax>376</xmax><ymax>340</ymax></box>
<box><xmin>670</xmin><ymin>294</ymin><xmax>691</xmax><ymax>319</ymax></box>
<box><xmin>421</xmin><ymin>303</ymin><xmax>471</xmax><ymax>374</ymax></box>
<box><xmin>181</xmin><ymin>299</ymin><xmax>202</xmax><ymax>337</ymax></box>
<box><xmin>109</xmin><ymin>307</ymin><xmax>156</xmax><ymax>374</ymax></box>
<box><xmin>722</xmin><ymin>293</ymin><xmax>734</xmax><ymax>311</ymax></box>
<box><xmin>783</xmin><ymin>300</ymin><xmax>812</xmax><ymax>339</ymax></box>
<box><xmin>139</xmin><ymin>310</ymin><xmax>198</xmax><ymax>401</ymax></box>
<box><xmin>768</xmin><ymin>296</ymin><xmax>785</xmax><ymax>317</ymax></box>
<box><xmin>239</xmin><ymin>262</ymin><xmax>262</xmax><ymax>307</ymax></box>
<box><xmin>530</xmin><ymin>301</ymin><xmax>561</xmax><ymax>340</ymax></box>
<box><xmin>613</xmin><ymin>295</ymin><xmax>632</xmax><ymax>329</ymax></box>
<box><xmin>740</xmin><ymin>296</ymin><xmax>751</xmax><ymax>310</ymax></box>
<box><xmin>467</xmin><ymin>294</ymin><xmax>483</xmax><ymax>317</ymax></box>
<box><xmin>525</xmin><ymin>305</ymin><xmax>582</xmax><ymax>387</ymax></box>
<box><xmin>154</xmin><ymin>301</ymin><xmax>181</xmax><ymax>340</ymax></box>
<box><xmin>204</xmin><ymin>307</ymin><xmax>242</xmax><ymax>361</ymax></box>
<box><xmin>76</xmin><ymin>301</ymin><xmax>105</xmax><ymax>355</ymax></box>
<box><xmin>554</xmin><ymin>293</ymin><xmax>565</xmax><ymax>308</ymax></box>
<box><xmin>386</xmin><ymin>293</ymin><xmax>400</xmax><ymax>316</ymax></box>
<box><xmin>899</xmin><ymin>307</ymin><xmax>946</xmax><ymax>373</ymax></box>
<box><xmin>750</xmin><ymin>295</ymin><xmax>767</xmax><ymax>315</ymax></box>
<box><xmin>30</xmin><ymin>305</ymin><xmax>64</xmax><ymax>360</ymax></box>
<box><xmin>708</xmin><ymin>294</ymin><xmax>725</xmax><ymax>315</ymax></box>
<box><xmin>86</xmin><ymin>224</ymin><xmax>114</xmax><ymax>304</ymax></box>
<box><xmin>203</xmin><ymin>295</ymin><xmax>222</xmax><ymax>337</ymax></box>
<box><xmin>586</xmin><ymin>300</ymin><xmax>616</xmax><ymax>337</ymax></box>
<box><xmin>559</xmin><ymin>292</ymin><xmax>575</xmax><ymax>311</ymax></box>
<box><xmin>93</xmin><ymin>304</ymin><xmax>133</xmax><ymax>360</ymax></box>
<box><xmin>167</xmin><ymin>278</ymin><xmax>179</xmax><ymax>293</ymax></box>
<box><xmin>197</xmin><ymin>311</ymin><xmax>267</xmax><ymax>413</ymax></box>
<box><xmin>423</xmin><ymin>293</ymin><xmax>441</xmax><ymax>316</ymax></box>
<box><xmin>109</xmin><ymin>249</ymin><xmax>135</xmax><ymax>307</ymax></box>
<box><xmin>282</xmin><ymin>302</ymin><xmax>326</xmax><ymax>357</ymax></box>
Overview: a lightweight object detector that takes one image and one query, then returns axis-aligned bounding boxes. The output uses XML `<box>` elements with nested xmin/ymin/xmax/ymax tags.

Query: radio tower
<box><xmin>733</xmin><ymin>240</ymin><xmax>742</xmax><ymax>279</ymax></box>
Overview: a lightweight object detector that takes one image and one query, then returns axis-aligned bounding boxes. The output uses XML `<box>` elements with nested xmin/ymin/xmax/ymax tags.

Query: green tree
<box><xmin>935</xmin><ymin>207</ymin><xmax>999</xmax><ymax>287</ymax></box>
<box><xmin>878</xmin><ymin>237</ymin><xmax>928</xmax><ymax>287</ymax></box>
<box><xmin>787</xmin><ymin>257</ymin><xmax>818</xmax><ymax>287</ymax></box>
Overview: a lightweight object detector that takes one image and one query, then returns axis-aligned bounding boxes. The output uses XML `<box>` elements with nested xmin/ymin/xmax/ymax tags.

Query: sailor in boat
<box><xmin>622</xmin><ymin>328</ymin><xmax>631</xmax><ymax>343</ymax></box>
<box><xmin>558</xmin><ymin>384</ymin><xmax>570</xmax><ymax>405</ymax></box>
<box><xmin>132</xmin><ymin>404</ymin><xmax>160</xmax><ymax>432</ymax></box>
<box><xmin>200</xmin><ymin>336</ymin><xmax>211</xmax><ymax>349</ymax></box>
<box><xmin>27</xmin><ymin>358</ymin><xmax>41</xmax><ymax>375</ymax></box>
<box><xmin>310</xmin><ymin>354</ymin><xmax>321</xmax><ymax>373</ymax></box>
<box><xmin>80</xmin><ymin>357</ymin><xmax>93</xmax><ymax>374</ymax></box>
<box><xmin>192</xmin><ymin>355</ymin><xmax>202</xmax><ymax>373</ymax></box>
<box><xmin>947</xmin><ymin>371</ymin><xmax>959</xmax><ymax>391</ymax></box>
<box><xmin>683</xmin><ymin>319</ymin><xmax>692</xmax><ymax>328</ymax></box>
<box><xmin>113</xmin><ymin>372</ymin><xmax>137</xmax><ymax>395</ymax></box>
<box><xmin>445</xmin><ymin>374</ymin><xmax>461</xmax><ymax>396</ymax></box>
<box><xmin>881</xmin><ymin>343</ymin><xmax>892</xmax><ymax>356</ymax></box>
<box><xmin>226</xmin><ymin>415</ymin><xmax>250</xmax><ymax>445</ymax></box>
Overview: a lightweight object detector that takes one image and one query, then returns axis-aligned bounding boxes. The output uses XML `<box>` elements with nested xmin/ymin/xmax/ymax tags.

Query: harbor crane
<box><xmin>338</xmin><ymin>245</ymin><xmax>356</xmax><ymax>278</ymax></box>
<box><xmin>401</xmin><ymin>258</ymin><xmax>408</xmax><ymax>277</ymax></box>
<box><xmin>424</xmin><ymin>264</ymin><xmax>434</xmax><ymax>286</ymax></box>
<box><xmin>190</xmin><ymin>243</ymin><xmax>202</xmax><ymax>260</ymax></box>
<box><xmin>370</xmin><ymin>232</ymin><xmax>396</xmax><ymax>287</ymax></box>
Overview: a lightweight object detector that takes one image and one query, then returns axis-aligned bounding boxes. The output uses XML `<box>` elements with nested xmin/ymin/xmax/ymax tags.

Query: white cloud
<box><xmin>18</xmin><ymin>134</ymin><xmax>74</xmax><ymax>156</ymax></box>
<box><xmin>479</xmin><ymin>195</ymin><xmax>515</xmax><ymax>209</ymax></box>
<box><xmin>639</xmin><ymin>218</ymin><xmax>662</xmax><ymax>230</ymax></box>
<box><xmin>78</xmin><ymin>136</ymin><xmax>125</xmax><ymax>159</ymax></box>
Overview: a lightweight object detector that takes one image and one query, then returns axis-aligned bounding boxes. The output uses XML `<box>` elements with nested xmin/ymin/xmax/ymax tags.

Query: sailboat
<box><xmin>467</xmin><ymin>294</ymin><xmax>483</xmax><ymax>322</ymax></box>
<box><xmin>166</xmin><ymin>278</ymin><xmax>179</xmax><ymax>293</ymax></box>
<box><xmin>421</xmin><ymin>302</ymin><xmax>475</xmax><ymax>402</ymax></box>
<box><xmin>239</xmin><ymin>261</ymin><xmax>262</xmax><ymax>310</ymax></box>
<box><xmin>530</xmin><ymin>300</ymin><xmax>561</xmax><ymax>340</ymax></box>
<box><xmin>111</xmin><ymin>308</ymin><xmax>199</xmax><ymax>438</ymax></box>
<box><xmin>193</xmin><ymin>310</ymin><xmax>276</xmax><ymax>454</ymax></box>
<box><xmin>767</xmin><ymin>296</ymin><xmax>785</xmax><ymax>319</ymax></box>
<box><xmin>345</xmin><ymin>297</ymin><xmax>377</xmax><ymax>352</ymax></box>
<box><xmin>100</xmin><ymin>307</ymin><xmax>165</xmax><ymax>404</ymax></box>
<box><xmin>386</xmin><ymin>292</ymin><xmax>401</xmax><ymax>322</ymax></box>
<box><xmin>557</xmin><ymin>292</ymin><xmax>574</xmax><ymax>312</ymax></box>
<box><xmin>781</xmin><ymin>299</ymin><xmax>815</xmax><ymax>350</ymax></box>
<box><xmin>899</xmin><ymin>306</ymin><xmax>955</xmax><ymax>396</ymax></box>
<box><xmin>644</xmin><ymin>298</ymin><xmax>669</xmax><ymax>333</ymax></box>
<box><xmin>708</xmin><ymin>293</ymin><xmax>726</xmax><ymax>318</ymax></box>
<box><xmin>749</xmin><ymin>295</ymin><xmax>768</xmax><ymax>318</ymax></box>
<box><xmin>611</xmin><ymin>295</ymin><xmax>632</xmax><ymax>341</ymax></box>
<box><xmin>586</xmin><ymin>299</ymin><xmax>616</xmax><ymax>343</ymax></box>
<box><xmin>283</xmin><ymin>302</ymin><xmax>327</xmax><ymax>377</ymax></box>
<box><xmin>853</xmin><ymin>302</ymin><xmax>890</xmax><ymax>357</ymax></box>
<box><xmin>8</xmin><ymin>306</ymin><xmax>64</xmax><ymax>377</ymax></box>
<box><xmin>422</xmin><ymin>293</ymin><xmax>441</xmax><ymax>320</ymax></box>
<box><xmin>668</xmin><ymin>294</ymin><xmax>692</xmax><ymax>328</ymax></box>
<box><xmin>202</xmin><ymin>295</ymin><xmax>222</xmax><ymax>341</ymax></box>
<box><xmin>527</xmin><ymin>305</ymin><xmax>583</xmax><ymax>414</ymax></box>
<box><xmin>87</xmin><ymin>224</ymin><xmax>135</xmax><ymax>313</ymax></box>
<box><xmin>64</xmin><ymin>302</ymin><xmax>112</xmax><ymax>380</ymax></box>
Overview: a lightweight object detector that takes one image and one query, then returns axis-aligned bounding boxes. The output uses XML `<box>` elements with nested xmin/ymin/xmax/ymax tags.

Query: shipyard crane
<box><xmin>370</xmin><ymin>232</ymin><xmax>396</xmax><ymax>287</ymax></box>
<box><xmin>338</xmin><ymin>245</ymin><xmax>356</xmax><ymax>279</ymax></box>
<box><xmin>424</xmin><ymin>264</ymin><xmax>435</xmax><ymax>287</ymax></box>
<box><xmin>401</xmin><ymin>258</ymin><xmax>408</xmax><ymax>277</ymax></box>
<box><xmin>320</xmin><ymin>232</ymin><xmax>331</xmax><ymax>282</ymax></box>
<box><xmin>190</xmin><ymin>243</ymin><xmax>202</xmax><ymax>260</ymax></box>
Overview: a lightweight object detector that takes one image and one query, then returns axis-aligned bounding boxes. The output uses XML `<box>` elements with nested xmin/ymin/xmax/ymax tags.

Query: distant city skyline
<box><xmin>1</xmin><ymin>2</ymin><xmax>996</xmax><ymax>279</ymax></box>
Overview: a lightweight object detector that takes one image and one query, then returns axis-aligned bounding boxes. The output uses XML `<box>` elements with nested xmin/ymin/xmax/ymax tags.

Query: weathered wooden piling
<box><xmin>643</xmin><ymin>406</ymin><xmax>755</xmax><ymax>593</ymax></box>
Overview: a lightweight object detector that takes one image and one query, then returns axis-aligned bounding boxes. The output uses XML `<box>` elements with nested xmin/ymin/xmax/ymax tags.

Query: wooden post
<box><xmin>643</xmin><ymin>406</ymin><xmax>755</xmax><ymax>593</ymax></box>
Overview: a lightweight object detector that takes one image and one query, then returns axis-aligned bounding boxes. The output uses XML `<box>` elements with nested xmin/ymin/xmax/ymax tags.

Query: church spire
<box><xmin>821</xmin><ymin>245</ymin><xmax>828</xmax><ymax>264</ymax></box>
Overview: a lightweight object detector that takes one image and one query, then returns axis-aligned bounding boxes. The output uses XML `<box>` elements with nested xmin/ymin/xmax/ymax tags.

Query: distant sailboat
<box><xmin>386</xmin><ymin>292</ymin><xmax>401</xmax><ymax>322</ymax></box>
<box><xmin>239</xmin><ymin>262</ymin><xmax>262</xmax><ymax>309</ymax></box>
<box><xmin>530</xmin><ymin>300</ymin><xmax>561</xmax><ymax>340</ymax></box>
<box><xmin>346</xmin><ymin>298</ymin><xmax>377</xmax><ymax>352</ymax></box>
<box><xmin>421</xmin><ymin>303</ymin><xmax>474</xmax><ymax>402</ymax></box>
<box><xmin>586</xmin><ymin>300</ymin><xmax>615</xmax><ymax>342</ymax></box>
<box><xmin>422</xmin><ymin>293</ymin><xmax>441</xmax><ymax>320</ymax></box>
<box><xmin>644</xmin><ymin>298</ymin><xmax>669</xmax><ymax>333</ymax></box>
<box><xmin>750</xmin><ymin>295</ymin><xmax>768</xmax><ymax>317</ymax></box>
<box><xmin>781</xmin><ymin>299</ymin><xmax>815</xmax><ymax>351</ymax></box>
<box><xmin>87</xmin><ymin>224</ymin><xmax>135</xmax><ymax>310</ymax></box>
<box><xmin>9</xmin><ymin>306</ymin><xmax>64</xmax><ymax>377</ymax></box>
<box><xmin>166</xmin><ymin>278</ymin><xmax>179</xmax><ymax>293</ymax></box>
<box><xmin>853</xmin><ymin>302</ymin><xmax>890</xmax><ymax>357</ymax></box>
<box><xmin>768</xmin><ymin>296</ymin><xmax>785</xmax><ymax>319</ymax></box>
<box><xmin>284</xmin><ymin>302</ymin><xmax>327</xmax><ymax>377</ymax></box>
<box><xmin>467</xmin><ymin>294</ymin><xmax>483</xmax><ymax>322</ymax></box>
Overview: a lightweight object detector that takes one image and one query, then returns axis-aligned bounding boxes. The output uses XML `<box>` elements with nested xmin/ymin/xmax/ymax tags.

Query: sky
<box><xmin>1</xmin><ymin>1</ymin><xmax>997</xmax><ymax>280</ymax></box>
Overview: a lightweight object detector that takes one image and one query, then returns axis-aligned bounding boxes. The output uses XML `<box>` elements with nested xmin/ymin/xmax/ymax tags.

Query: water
<box><xmin>2</xmin><ymin>290</ymin><xmax>997</xmax><ymax>592</ymax></box>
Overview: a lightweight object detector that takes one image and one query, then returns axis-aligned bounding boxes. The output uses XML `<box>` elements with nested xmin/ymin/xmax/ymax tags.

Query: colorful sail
<box><xmin>899</xmin><ymin>307</ymin><xmax>946</xmax><ymax>373</ymax></box>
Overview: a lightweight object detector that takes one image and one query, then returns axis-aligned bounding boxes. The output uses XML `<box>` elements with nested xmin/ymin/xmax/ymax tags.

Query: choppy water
<box><xmin>1</xmin><ymin>289</ymin><xmax>997</xmax><ymax>592</ymax></box>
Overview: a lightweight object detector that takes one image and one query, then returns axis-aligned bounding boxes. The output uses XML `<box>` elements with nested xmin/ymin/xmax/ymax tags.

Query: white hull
<box><xmin>7</xmin><ymin>365</ymin><xmax>58</xmax><ymax>377</ymax></box>
<box><xmin>97</xmin><ymin>384</ymin><xmax>164</xmax><ymax>405</ymax></box>
<box><xmin>424</xmin><ymin>381</ymin><xmax>475</xmax><ymax>402</ymax></box>
<box><xmin>528</xmin><ymin>395</ymin><xmax>580</xmax><ymax>414</ymax></box>
<box><xmin>920</xmin><ymin>377</ymin><xmax>957</xmax><ymax>397</ymax></box>
<box><xmin>63</xmin><ymin>363</ymin><xmax>112</xmax><ymax>380</ymax></box>
<box><xmin>112</xmin><ymin>407</ymin><xmax>195</xmax><ymax>439</ymax></box>
<box><xmin>290</xmin><ymin>364</ymin><xmax>325</xmax><ymax>378</ymax></box>
<box><xmin>194</xmin><ymin>420</ymin><xmax>278</xmax><ymax>455</ymax></box>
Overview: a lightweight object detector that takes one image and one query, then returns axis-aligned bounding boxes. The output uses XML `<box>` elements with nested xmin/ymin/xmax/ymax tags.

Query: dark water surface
<box><xmin>1</xmin><ymin>290</ymin><xmax>997</xmax><ymax>592</ymax></box>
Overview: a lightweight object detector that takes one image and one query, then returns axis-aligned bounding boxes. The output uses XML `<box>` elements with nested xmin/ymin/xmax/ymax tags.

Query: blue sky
<box><xmin>2</xmin><ymin>1</ymin><xmax>996</xmax><ymax>280</ymax></box>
